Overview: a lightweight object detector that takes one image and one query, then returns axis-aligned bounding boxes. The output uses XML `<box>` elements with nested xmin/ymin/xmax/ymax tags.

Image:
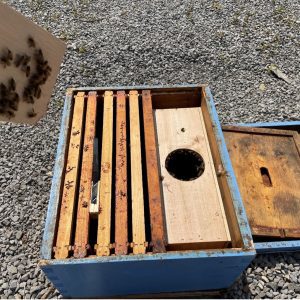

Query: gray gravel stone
<box><xmin>7</xmin><ymin>265</ymin><xmax>17</xmax><ymax>275</ymax></box>
<box><xmin>15</xmin><ymin>231</ymin><xmax>23</xmax><ymax>240</ymax></box>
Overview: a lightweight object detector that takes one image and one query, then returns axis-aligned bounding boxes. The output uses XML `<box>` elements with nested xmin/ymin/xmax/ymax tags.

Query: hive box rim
<box><xmin>41</xmin><ymin>84</ymin><xmax>254</xmax><ymax>261</ymax></box>
<box><xmin>232</xmin><ymin>120</ymin><xmax>300</xmax><ymax>254</ymax></box>
<box><xmin>40</xmin><ymin>85</ymin><xmax>256</xmax><ymax>297</ymax></box>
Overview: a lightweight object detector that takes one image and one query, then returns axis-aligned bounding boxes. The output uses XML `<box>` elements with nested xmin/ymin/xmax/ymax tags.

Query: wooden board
<box><xmin>223</xmin><ymin>126</ymin><xmax>300</xmax><ymax>238</ymax></box>
<box><xmin>73</xmin><ymin>91</ymin><xmax>97</xmax><ymax>258</ymax></box>
<box><xmin>129</xmin><ymin>90</ymin><xmax>146</xmax><ymax>254</ymax></box>
<box><xmin>54</xmin><ymin>92</ymin><xmax>85</xmax><ymax>259</ymax></box>
<box><xmin>96</xmin><ymin>91</ymin><xmax>113</xmax><ymax>256</ymax></box>
<box><xmin>0</xmin><ymin>3</ymin><xmax>66</xmax><ymax>124</ymax></box>
<box><xmin>155</xmin><ymin>107</ymin><xmax>231</xmax><ymax>249</ymax></box>
<box><xmin>115</xmin><ymin>91</ymin><xmax>128</xmax><ymax>255</ymax></box>
<box><xmin>142</xmin><ymin>90</ymin><xmax>166</xmax><ymax>253</ymax></box>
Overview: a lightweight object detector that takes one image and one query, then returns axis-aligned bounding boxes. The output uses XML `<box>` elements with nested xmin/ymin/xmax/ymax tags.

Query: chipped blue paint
<box><xmin>205</xmin><ymin>87</ymin><xmax>254</xmax><ymax>250</ymax></box>
<box><xmin>41</xmin><ymin>86</ymin><xmax>256</xmax><ymax>298</ymax></box>
<box><xmin>255</xmin><ymin>241</ymin><xmax>300</xmax><ymax>253</ymax></box>
<box><xmin>236</xmin><ymin>121</ymin><xmax>300</xmax><ymax>254</ymax></box>
<box><xmin>41</xmin><ymin>91</ymin><xmax>73</xmax><ymax>259</ymax></box>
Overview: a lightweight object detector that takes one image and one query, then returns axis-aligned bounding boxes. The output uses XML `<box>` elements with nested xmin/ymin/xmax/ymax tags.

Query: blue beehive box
<box><xmin>40</xmin><ymin>85</ymin><xmax>256</xmax><ymax>298</ymax></box>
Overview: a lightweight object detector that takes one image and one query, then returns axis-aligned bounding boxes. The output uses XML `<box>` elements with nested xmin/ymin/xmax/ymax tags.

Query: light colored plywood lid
<box><xmin>0</xmin><ymin>3</ymin><xmax>66</xmax><ymax>124</ymax></box>
<box><xmin>155</xmin><ymin>107</ymin><xmax>231</xmax><ymax>248</ymax></box>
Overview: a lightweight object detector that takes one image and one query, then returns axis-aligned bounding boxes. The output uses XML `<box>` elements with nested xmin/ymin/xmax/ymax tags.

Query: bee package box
<box><xmin>40</xmin><ymin>85</ymin><xmax>255</xmax><ymax>298</ymax></box>
<box><xmin>223</xmin><ymin>121</ymin><xmax>300</xmax><ymax>254</ymax></box>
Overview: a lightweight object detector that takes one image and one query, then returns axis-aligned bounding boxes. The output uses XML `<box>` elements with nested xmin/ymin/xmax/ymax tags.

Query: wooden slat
<box><xmin>96</xmin><ymin>91</ymin><xmax>114</xmax><ymax>256</ymax></box>
<box><xmin>223</xmin><ymin>126</ymin><xmax>300</xmax><ymax>238</ymax></box>
<box><xmin>54</xmin><ymin>92</ymin><xmax>85</xmax><ymax>259</ymax></box>
<box><xmin>155</xmin><ymin>107</ymin><xmax>231</xmax><ymax>250</ymax></box>
<box><xmin>129</xmin><ymin>90</ymin><xmax>146</xmax><ymax>254</ymax></box>
<box><xmin>201</xmin><ymin>89</ymin><xmax>243</xmax><ymax>248</ymax></box>
<box><xmin>73</xmin><ymin>91</ymin><xmax>97</xmax><ymax>258</ymax></box>
<box><xmin>115</xmin><ymin>91</ymin><xmax>128</xmax><ymax>255</ymax></box>
<box><xmin>142</xmin><ymin>90</ymin><xmax>166</xmax><ymax>253</ymax></box>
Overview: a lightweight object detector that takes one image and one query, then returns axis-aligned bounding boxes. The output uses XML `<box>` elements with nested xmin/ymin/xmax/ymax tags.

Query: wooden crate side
<box><xmin>73</xmin><ymin>91</ymin><xmax>97</xmax><ymax>258</ymax></box>
<box><xmin>41</xmin><ymin>89</ymin><xmax>73</xmax><ymax>259</ymax></box>
<box><xmin>96</xmin><ymin>91</ymin><xmax>114</xmax><ymax>256</ymax></box>
<box><xmin>129</xmin><ymin>90</ymin><xmax>146</xmax><ymax>254</ymax></box>
<box><xmin>115</xmin><ymin>91</ymin><xmax>128</xmax><ymax>255</ymax></box>
<box><xmin>142</xmin><ymin>90</ymin><xmax>166</xmax><ymax>253</ymax></box>
<box><xmin>54</xmin><ymin>92</ymin><xmax>85</xmax><ymax>259</ymax></box>
<box><xmin>201</xmin><ymin>88</ymin><xmax>248</xmax><ymax>249</ymax></box>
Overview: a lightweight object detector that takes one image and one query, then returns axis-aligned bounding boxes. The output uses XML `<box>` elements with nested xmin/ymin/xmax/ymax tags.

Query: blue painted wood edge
<box><xmin>205</xmin><ymin>87</ymin><xmax>254</xmax><ymax>250</ymax></box>
<box><xmin>41</xmin><ymin>91</ymin><xmax>73</xmax><ymax>259</ymax></box>
<box><xmin>66</xmin><ymin>84</ymin><xmax>203</xmax><ymax>92</ymax></box>
<box><xmin>255</xmin><ymin>241</ymin><xmax>300</xmax><ymax>254</ymax></box>
<box><xmin>233</xmin><ymin>121</ymin><xmax>300</xmax><ymax>254</ymax></box>
<box><xmin>236</xmin><ymin>121</ymin><xmax>300</xmax><ymax>128</ymax></box>
<box><xmin>41</xmin><ymin>247</ymin><xmax>255</xmax><ymax>266</ymax></box>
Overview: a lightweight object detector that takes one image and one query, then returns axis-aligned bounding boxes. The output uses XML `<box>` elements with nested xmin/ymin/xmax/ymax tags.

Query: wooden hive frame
<box><xmin>40</xmin><ymin>85</ymin><xmax>255</xmax><ymax>298</ymax></box>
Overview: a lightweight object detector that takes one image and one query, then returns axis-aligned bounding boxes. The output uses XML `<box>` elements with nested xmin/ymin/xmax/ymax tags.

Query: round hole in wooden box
<box><xmin>165</xmin><ymin>148</ymin><xmax>205</xmax><ymax>181</ymax></box>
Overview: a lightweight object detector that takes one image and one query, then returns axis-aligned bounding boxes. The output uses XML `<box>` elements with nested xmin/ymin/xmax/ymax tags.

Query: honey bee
<box><xmin>34</xmin><ymin>86</ymin><xmax>41</xmax><ymax>99</ymax></box>
<box><xmin>22</xmin><ymin>54</ymin><xmax>31</xmax><ymax>66</ymax></box>
<box><xmin>27</xmin><ymin>108</ymin><xmax>37</xmax><ymax>118</ymax></box>
<box><xmin>0</xmin><ymin>83</ymin><xmax>8</xmax><ymax>96</ymax></box>
<box><xmin>23</xmin><ymin>87</ymin><xmax>34</xmax><ymax>103</ymax></box>
<box><xmin>0</xmin><ymin>48</ymin><xmax>13</xmax><ymax>68</ymax></box>
<box><xmin>14</xmin><ymin>54</ymin><xmax>24</xmax><ymax>67</ymax></box>
<box><xmin>6</xmin><ymin>110</ymin><xmax>15</xmax><ymax>119</ymax></box>
<box><xmin>21</xmin><ymin>65</ymin><xmax>31</xmax><ymax>77</ymax></box>
<box><xmin>8</xmin><ymin>78</ymin><xmax>16</xmax><ymax>91</ymax></box>
<box><xmin>27</xmin><ymin>36</ymin><xmax>36</xmax><ymax>48</ymax></box>
<box><xmin>34</xmin><ymin>48</ymin><xmax>44</xmax><ymax>65</ymax></box>
<box><xmin>9</xmin><ymin>98</ymin><xmax>18</xmax><ymax>111</ymax></box>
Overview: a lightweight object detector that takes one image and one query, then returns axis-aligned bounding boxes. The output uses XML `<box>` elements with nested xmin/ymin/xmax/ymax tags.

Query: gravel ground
<box><xmin>0</xmin><ymin>0</ymin><xmax>299</xmax><ymax>298</ymax></box>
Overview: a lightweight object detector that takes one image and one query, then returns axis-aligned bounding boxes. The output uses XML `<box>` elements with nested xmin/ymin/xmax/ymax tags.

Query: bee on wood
<box><xmin>22</xmin><ymin>54</ymin><xmax>31</xmax><ymax>66</ymax></box>
<box><xmin>27</xmin><ymin>36</ymin><xmax>36</xmax><ymax>48</ymax></box>
<box><xmin>34</xmin><ymin>48</ymin><xmax>44</xmax><ymax>65</ymax></box>
<box><xmin>9</xmin><ymin>100</ymin><xmax>18</xmax><ymax>111</ymax></box>
<box><xmin>29</xmin><ymin>73</ymin><xmax>40</xmax><ymax>85</ymax></box>
<box><xmin>23</xmin><ymin>87</ymin><xmax>34</xmax><ymax>104</ymax></box>
<box><xmin>0</xmin><ymin>48</ymin><xmax>13</xmax><ymax>68</ymax></box>
<box><xmin>27</xmin><ymin>108</ymin><xmax>37</xmax><ymax>118</ymax></box>
<box><xmin>8</xmin><ymin>78</ymin><xmax>16</xmax><ymax>91</ymax></box>
<box><xmin>0</xmin><ymin>83</ymin><xmax>8</xmax><ymax>96</ymax></box>
<box><xmin>34</xmin><ymin>86</ymin><xmax>41</xmax><ymax>99</ymax></box>
<box><xmin>6</xmin><ymin>110</ymin><xmax>15</xmax><ymax>119</ymax></box>
<box><xmin>14</xmin><ymin>54</ymin><xmax>25</xmax><ymax>67</ymax></box>
<box><xmin>21</xmin><ymin>65</ymin><xmax>31</xmax><ymax>77</ymax></box>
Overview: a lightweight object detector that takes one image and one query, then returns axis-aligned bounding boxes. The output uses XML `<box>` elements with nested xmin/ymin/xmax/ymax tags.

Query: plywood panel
<box><xmin>142</xmin><ymin>90</ymin><xmax>166</xmax><ymax>253</ymax></box>
<box><xmin>0</xmin><ymin>3</ymin><xmax>66</xmax><ymax>124</ymax></box>
<box><xmin>129</xmin><ymin>90</ymin><xmax>146</xmax><ymax>254</ymax></box>
<box><xmin>55</xmin><ymin>92</ymin><xmax>85</xmax><ymax>259</ymax></box>
<box><xmin>115</xmin><ymin>91</ymin><xmax>128</xmax><ymax>255</ymax></box>
<box><xmin>155</xmin><ymin>107</ymin><xmax>231</xmax><ymax>249</ymax></box>
<box><xmin>96</xmin><ymin>91</ymin><xmax>114</xmax><ymax>256</ymax></box>
<box><xmin>74</xmin><ymin>92</ymin><xmax>97</xmax><ymax>258</ymax></box>
<box><xmin>223</xmin><ymin>126</ymin><xmax>300</xmax><ymax>238</ymax></box>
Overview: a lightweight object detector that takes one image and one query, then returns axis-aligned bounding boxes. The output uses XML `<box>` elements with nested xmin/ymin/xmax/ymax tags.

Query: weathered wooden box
<box><xmin>40</xmin><ymin>85</ymin><xmax>255</xmax><ymax>298</ymax></box>
<box><xmin>223</xmin><ymin>121</ymin><xmax>300</xmax><ymax>253</ymax></box>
